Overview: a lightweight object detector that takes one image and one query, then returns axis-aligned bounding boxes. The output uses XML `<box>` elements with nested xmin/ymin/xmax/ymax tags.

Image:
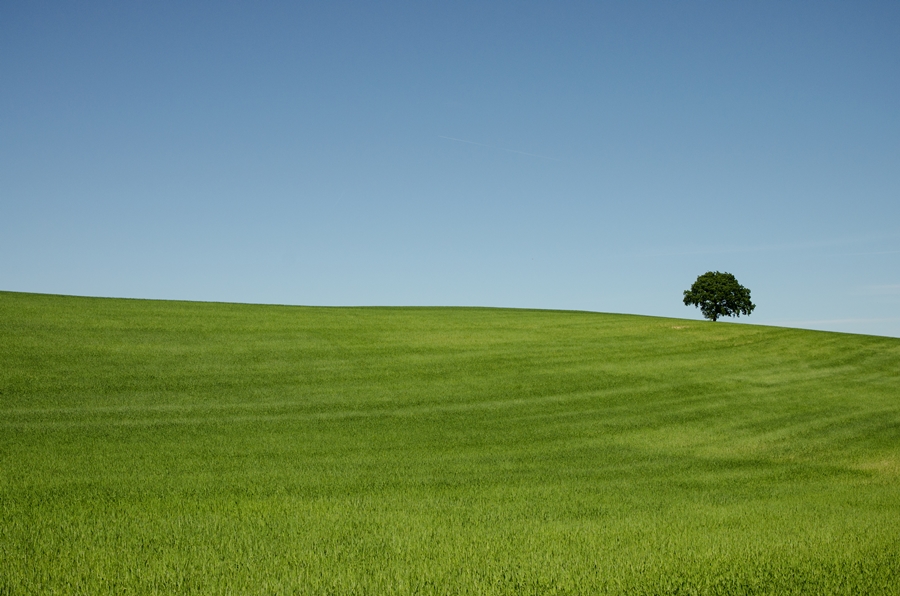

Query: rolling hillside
<box><xmin>1</xmin><ymin>291</ymin><xmax>899</xmax><ymax>594</ymax></box>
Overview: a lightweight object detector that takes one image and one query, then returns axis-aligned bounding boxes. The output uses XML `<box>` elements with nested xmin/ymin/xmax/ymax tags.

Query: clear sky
<box><xmin>2</xmin><ymin>1</ymin><xmax>898</xmax><ymax>336</ymax></box>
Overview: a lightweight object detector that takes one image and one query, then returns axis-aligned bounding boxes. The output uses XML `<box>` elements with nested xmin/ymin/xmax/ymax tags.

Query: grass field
<box><xmin>1</xmin><ymin>290</ymin><xmax>899</xmax><ymax>595</ymax></box>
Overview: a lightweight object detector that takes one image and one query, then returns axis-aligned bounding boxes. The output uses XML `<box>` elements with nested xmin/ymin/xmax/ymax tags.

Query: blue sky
<box><xmin>2</xmin><ymin>1</ymin><xmax>898</xmax><ymax>336</ymax></box>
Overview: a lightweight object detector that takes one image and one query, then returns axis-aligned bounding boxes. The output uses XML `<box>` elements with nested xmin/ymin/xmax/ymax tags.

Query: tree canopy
<box><xmin>683</xmin><ymin>271</ymin><xmax>755</xmax><ymax>322</ymax></box>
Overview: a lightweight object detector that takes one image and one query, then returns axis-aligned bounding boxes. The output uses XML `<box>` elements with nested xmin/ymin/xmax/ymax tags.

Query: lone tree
<box><xmin>683</xmin><ymin>271</ymin><xmax>755</xmax><ymax>322</ymax></box>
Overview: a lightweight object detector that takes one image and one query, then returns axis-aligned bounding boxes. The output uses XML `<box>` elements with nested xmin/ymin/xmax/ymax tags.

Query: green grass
<box><xmin>1</xmin><ymin>290</ymin><xmax>899</xmax><ymax>595</ymax></box>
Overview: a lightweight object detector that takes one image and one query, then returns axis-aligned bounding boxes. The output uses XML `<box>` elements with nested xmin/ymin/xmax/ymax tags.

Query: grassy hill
<box><xmin>1</xmin><ymin>291</ymin><xmax>899</xmax><ymax>595</ymax></box>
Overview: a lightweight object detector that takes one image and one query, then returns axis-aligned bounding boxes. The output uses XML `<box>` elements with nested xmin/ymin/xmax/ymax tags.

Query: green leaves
<box><xmin>683</xmin><ymin>271</ymin><xmax>755</xmax><ymax>322</ymax></box>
